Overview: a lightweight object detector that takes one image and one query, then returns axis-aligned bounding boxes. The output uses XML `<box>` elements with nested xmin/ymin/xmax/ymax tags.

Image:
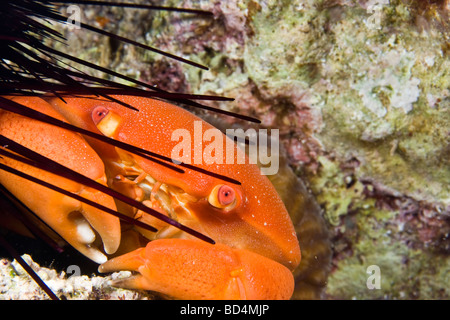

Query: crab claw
<box><xmin>63</xmin><ymin>185</ymin><xmax>122</xmax><ymax>262</ymax></box>
<box><xmin>99</xmin><ymin>239</ymin><xmax>295</xmax><ymax>300</ymax></box>
<box><xmin>13</xmin><ymin>179</ymin><xmax>121</xmax><ymax>263</ymax></box>
<box><xmin>0</xmin><ymin>96</ymin><xmax>121</xmax><ymax>263</ymax></box>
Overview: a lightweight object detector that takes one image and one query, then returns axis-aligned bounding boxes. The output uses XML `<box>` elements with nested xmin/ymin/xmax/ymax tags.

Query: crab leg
<box><xmin>99</xmin><ymin>238</ymin><xmax>295</xmax><ymax>300</ymax></box>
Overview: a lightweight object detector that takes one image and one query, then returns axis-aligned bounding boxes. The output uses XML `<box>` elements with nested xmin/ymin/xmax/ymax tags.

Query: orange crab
<box><xmin>0</xmin><ymin>94</ymin><xmax>301</xmax><ymax>300</ymax></box>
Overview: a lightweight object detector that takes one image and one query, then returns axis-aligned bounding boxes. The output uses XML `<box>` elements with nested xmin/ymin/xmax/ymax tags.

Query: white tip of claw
<box><xmin>103</xmin><ymin>239</ymin><xmax>120</xmax><ymax>255</ymax></box>
<box><xmin>76</xmin><ymin>219</ymin><xmax>96</xmax><ymax>244</ymax></box>
<box><xmin>76</xmin><ymin>220</ymin><xmax>109</xmax><ymax>264</ymax></box>
<box><xmin>75</xmin><ymin>243</ymin><xmax>108</xmax><ymax>264</ymax></box>
<box><xmin>85</xmin><ymin>249</ymin><xmax>108</xmax><ymax>264</ymax></box>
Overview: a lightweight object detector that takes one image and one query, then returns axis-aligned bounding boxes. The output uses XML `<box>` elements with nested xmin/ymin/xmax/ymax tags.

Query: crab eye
<box><xmin>218</xmin><ymin>185</ymin><xmax>235</xmax><ymax>205</ymax></box>
<box><xmin>208</xmin><ymin>185</ymin><xmax>236</xmax><ymax>210</ymax></box>
<box><xmin>92</xmin><ymin>106</ymin><xmax>109</xmax><ymax>125</ymax></box>
<box><xmin>91</xmin><ymin>106</ymin><xmax>122</xmax><ymax>137</ymax></box>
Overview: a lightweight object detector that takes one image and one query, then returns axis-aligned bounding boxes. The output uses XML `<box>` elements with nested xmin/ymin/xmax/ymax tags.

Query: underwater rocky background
<box><xmin>36</xmin><ymin>0</ymin><xmax>449</xmax><ymax>299</ymax></box>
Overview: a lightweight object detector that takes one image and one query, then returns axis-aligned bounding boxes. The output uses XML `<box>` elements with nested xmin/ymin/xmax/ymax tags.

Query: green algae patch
<box><xmin>241</xmin><ymin>0</ymin><xmax>449</xmax><ymax>204</ymax></box>
<box><xmin>309</xmin><ymin>156</ymin><xmax>372</xmax><ymax>227</ymax></box>
<box><xmin>327</xmin><ymin>222</ymin><xmax>450</xmax><ymax>300</ymax></box>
